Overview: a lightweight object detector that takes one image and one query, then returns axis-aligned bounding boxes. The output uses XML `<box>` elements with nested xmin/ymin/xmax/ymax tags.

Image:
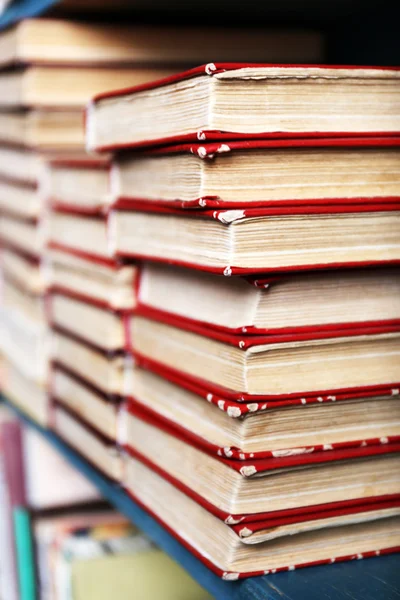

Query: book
<box><xmin>0</xmin><ymin>214</ymin><xmax>43</xmax><ymax>258</ymax></box>
<box><xmin>123</xmin><ymin>453</ymin><xmax>400</xmax><ymax>578</ymax></box>
<box><xmin>0</xmin><ymin>65</ymin><xmax>177</xmax><ymax>109</ymax></box>
<box><xmin>52</xmin><ymin>404</ymin><xmax>123</xmax><ymax>480</ymax></box>
<box><xmin>70</xmin><ymin>549</ymin><xmax>213</xmax><ymax>600</ymax></box>
<box><xmin>13</xmin><ymin>508</ymin><xmax>36</xmax><ymax>600</ymax></box>
<box><xmin>0</xmin><ymin>416</ymin><xmax>24</xmax><ymax>600</ymax></box>
<box><xmin>34</xmin><ymin>508</ymin><xmax>211</xmax><ymax>600</ymax></box>
<box><xmin>48</xmin><ymin>209</ymin><xmax>110</xmax><ymax>261</ymax></box>
<box><xmin>44</xmin><ymin>157</ymin><xmax>111</xmax><ymax>213</ymax></box>
<box><xmin>46</xmin><ymin>247</ymin><xmax>137</xmax><ymax>310</ymax></box>
<box><xmin>0</xmin><ymin>177</ymin><xmax>41</xmax><ymax>220</ymax></box>
<box><xmin>138</xmin><ymin>262</ymin><xmax>400</xmax><ymax>335</ymax></box>
<box><xmin>0</xmin><ymin>20</ymin><xmax>323</xmax><ymax>68</ymax></box>
<box><xmin>120</xmin><ymin>405</ymin><xmax>400</xmax><ymax>516</ymax></box>
<box><xmin>0</xmin><ymin>110</ymin><xmax>85</xmax><ymax>151</ymax></box>
<box><xmin>0</xmin><ymin>415</ymin><xmax>19</xmax><ymax>600</ymax></box>
<box><xmin>111</xmin><ymin>138</ymin><xmax>400</xmax><ymax>209</ymax></box>
<box><xmin>33</xmin><ymin>511</ymin><xmax>142</xmax><ymax>600</ymax></box>
<box><xmin>51</xmin><ymin>363</ymin><xmax>120</xmax><ymax>441</ymax></box>
<box><xmin>2</xmin><ymin>360</ymin><xmax>49</xmax><ymax>426</ymax></box>
<box><xmin>1</xmin><ymin>247</ymin><xmax>45</xmax><ymax>295</ymax></box>
<box><xmin>0</xmin><ymin>144</ymin><xmax>42</xmax><ymax>185</ymax></box>
<box><xmin>52</xmin><ymin>329</ymin><xmax>126</xmax><ymax>397</ymax></box>
<box><xmin>50</xmin><ymin>292</ymin><xmax>126</xmax><ymax>351</ymax></box>
<box><xmin>108</xmin><ymin>204</ymin><xmax>400</xmax><ymax>273</ymax></box>
<box><xmin>129</xmin><ymin>315</ymin><xmax>400</xmax><ymax>399</ymax></box>
<box><xmin>86</xmin><ymin>64</ymin><xmax>400</xmax><ymax>152</ymax></box>
<box><xmin>125</xmin><ymin>365</ymin><xmax>400</xmax><ymax>460</ymax></box>
<box><xmin>1</xmin><ymin>295</ymin><xmax>49</xmax><ymax>385</ymax></box>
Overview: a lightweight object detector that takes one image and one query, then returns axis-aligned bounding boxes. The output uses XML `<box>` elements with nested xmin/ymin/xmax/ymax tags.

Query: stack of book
<box><xmin>40</xmin><ymin>25</ymin><xmax>323</xmax><ymax>472</ymax></box>
<box><xmin>1</xmin><ymin>19</ymin><xmax>318</xmax><ymax>426</ymax></box>
<box><xmin>83</xmin><ymin>64</ymin><xmax>400</xmax><ymax>579</ymax></box>
<box><xmin>0</xmin><ymin>17</ymin><xmax>190</xmax><ymax>425</ymax></box>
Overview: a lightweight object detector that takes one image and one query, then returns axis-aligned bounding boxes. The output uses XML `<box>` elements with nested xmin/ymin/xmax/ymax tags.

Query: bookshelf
<box><xmin>3</xmin><ymin>396</ymin><xmax>399</xmax><ymax>600</ymax></box>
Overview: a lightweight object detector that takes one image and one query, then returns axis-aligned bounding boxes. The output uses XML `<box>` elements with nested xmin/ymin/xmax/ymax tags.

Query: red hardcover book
<box><xmin>122</xmin><ymin>451</ymin><xmax>400</xmax><ymax>579</ymax></box>
<box><xmin>136</xmin><ymin>262</ymin><xmax>400</xmax><ymax>336</ymax></box>
<box><xmin>47</xmin><ymin>243</ymin><xmax>137</xmax><ymax>312</ymax></box>
<box><xmin>127</xmin><ymin>313</ymin><xmax>400</xmax><ymax>401</ymax></box>
<box><xmin>109</xmin><ymin>202</ymin><xmax>400</xmax><ymax>275</ymax></box>
<box><xmin>124</xmin><ymin>365</ymin><xmax>400</xmax><ymax>461</ymax></box>
<box><xmin>111</xmin><ymin>137</ymin><xmax>400</xmax><ymax>210</ymax></box>
<box><xmin>86</xmin><ymin>64</ymin><xmax>400</xmax><ymax>152</ymax></box>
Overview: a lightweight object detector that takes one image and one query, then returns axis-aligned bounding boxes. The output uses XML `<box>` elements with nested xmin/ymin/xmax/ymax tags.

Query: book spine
<box><xmin>14</xmin><ymin>508</ymin><xmax>37</xmax><ymax>600</ymax></box>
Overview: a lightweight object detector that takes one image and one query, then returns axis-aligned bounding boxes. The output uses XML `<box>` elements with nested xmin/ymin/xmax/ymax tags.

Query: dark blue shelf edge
<box><xmin>2</xmin><ymin>397</ymin><xmax>400</xmax><ymax>600</ymax></box>
<box><xmin>0</xmin><ymin>0</ymin><xmax>58</xmax><ymax>30</ymax></box>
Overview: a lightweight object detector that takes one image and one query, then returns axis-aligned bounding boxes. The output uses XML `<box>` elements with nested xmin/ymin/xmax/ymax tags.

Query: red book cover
<box><xmin>112</xmin><ymin>136</ymin><xmax>400</xmax><ymax>210</ymax></box>
<box><xmin>122</xmin><ymin>401</ymin><xmax>400</xmax><ymax>475</ymax></box>
<box><xmin>111</xmin><ymin>202</ymin><xmax>400</xmax><ymax>275</ymax></box>
<box><xmin>87</xmin><ymin>63</ymin><xmax>400</xmax><ymax>152</ymax></box>
<box><xmin>127</xmin><ymin>311</ymin><xmax>400</xmax><ymax>402</ymax></box>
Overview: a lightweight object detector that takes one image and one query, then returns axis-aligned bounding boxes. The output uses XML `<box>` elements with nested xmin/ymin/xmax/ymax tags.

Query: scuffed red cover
<box><xmin>113</xmin><ymin>202</ymin><xmax>400</xmax><ymax>275</ymax></box>
<box><xmin>89</xmin><ymin>62</ymin><xmax>400</xmax><ymax>152</ymax></box>
<box><xmin>126</xmin><ymin>483</ymin><xmax>400</xmax><ymax>579</ymax></box>
<box><xmin>122</xmin><ymin>401</ymin><xmax>400</xmax><ymax>475</ymax></box>
<box><xmin>124</xmin><ymin>394</ymin><xmax>400</xmax><ymax>461</ymax></box>
<box><xmin>48</xmin><ymin>241</ymin><xmax>119</xmax><ymax>269</ymax></box>
<box><xmin>51</xmin><ymin>362</ymin><xmax>123</xmax><ymax>406</ymax></box>
<box><xmin>131</xmin><ymin>357</ymin><xmax>400</xmax><ymax>414</ymax></box>
<box><xmin>113</xmin><ymin>136</ymin><xmax>400</xmax><ymax>210</ymax></box>
<box><xmin>134</xmin><ymin>300</ymin><xmax>400</xmax><ymax>339</ymax></box>
<box><xmin>123</xmin><ymin>441</ymin><xmax>400</xmax><ymax>524</ymax></box>
<box><xmin>130</xmin><ymin>310</ymin><xmax>400</xmax><ymax>350</ymax></box>
<box><xmin>133</xmin><ymin>351</ymin><xmax>400</xmax><ymax>403</ymax></box>
<box><xmin>231</xmin><ymin>498</ymin><xmax>400</xmax><ymax>538</ymax></box>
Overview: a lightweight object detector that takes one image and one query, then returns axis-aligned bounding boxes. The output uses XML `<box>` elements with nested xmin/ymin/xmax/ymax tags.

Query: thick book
<box><xmin>109</xmin><ymin>203</ymin><xmax>400</xmax><ymax>273</ymax></box>
<box><xmin>1</xmin><ymin>292</ymin><xmax>49</xmax><ymax>385</ymax></box>
<box><xmin>125</xmin><ymin>365</ymin><xmax>400</xmax><ymax>460</ymax></box>
<box><xmin>128</xmin><ymin>315</ymin><xmax>400</xmax><ymax>399</ymax></box>
<box><xmin>120</xmin><ymin>404</ymin><xmax>400</xmax><ymax>511</ymax></box>
<box><xmin>2</xmin><ymin>247</ymin><xmax>45</xmax><ymax>296</ymax></box>
<box><xmin>52</xmin><ymin>403</ymin><xmax>122</xmax><ymax>480</ymax></box>
<box><xmin>0</xmin><ymin>144</ymin><xmax>42</xmax><ymax>185</ymax></box>
<box><xmin>0</xmin><ymin>176</ymin><xmax>40</xmax><ymax>220</ymax></box>
<box><xmin>0</xmin><ymin>109</ymin><xmax>85</xmax><ymax>151</ymax></box>
<box><xmin>0</xmin><ymin>214</ymin><xmax>43</xmax><ymax>258</ymax></box>
<box><xmin>111</xmin><ymin>138</ymin><xmax>400</xmax><ymax>209</ymax></box>
<box><xmin>49</xmin><ymin>291</ymin><xmax>126</xmax><ymax>352</ymax></box>
<box><xmin>138</xmin><ymin>262</ymin><xmax>400</xmax><ymax>335</ymax></box>
<box><xmin>3</xmin><ymin>360</ymin><xmax>49</xmax><ymax>425</ymax></box>
<box><xmin>0</xmin><ymin>65</ymin><xmax>176</xmax><ymax>109</ymax></box>
<box><xmin>45</xmin><ymin>157</ymin><xmax>111</xmax><ymax>214</ymax></box>
<box><xmin>47</xmin><ymin>246</ymin><xmax>137</xmax><ymax>311</ymax></box>
<box><xmin>0</xmin><ymin>20</ymin><xmax>323</xmax><ymax>68</ymax></box>
<box><xmin>86</xmin><ymin>64</ymin><xmax>400</xmax><ymax>152</ymax></box>
<box><xmin>51</xmin><ymin>363</ymin><xmax>121</xmax><ymax>441</ymax></box>
<box><xmin>52</xmin><ymin>328</ymin><xmax>126</xmax><ymax>396</ymax></box>
<box><xmin>48</xmin><ymin>209</ymin><xmax>111</xmax><ymax>262</ymax></box>
<box><xmin>123</xmin><ymin>453</ymin><xmax>400</xmax><ymax>579</ymax></box>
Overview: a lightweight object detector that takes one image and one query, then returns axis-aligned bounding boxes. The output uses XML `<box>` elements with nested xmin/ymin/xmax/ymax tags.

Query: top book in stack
<box><xmin>86</xmin><ymin>63</ymin><xmax>400</xmax><ymax>151</ymax></box>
